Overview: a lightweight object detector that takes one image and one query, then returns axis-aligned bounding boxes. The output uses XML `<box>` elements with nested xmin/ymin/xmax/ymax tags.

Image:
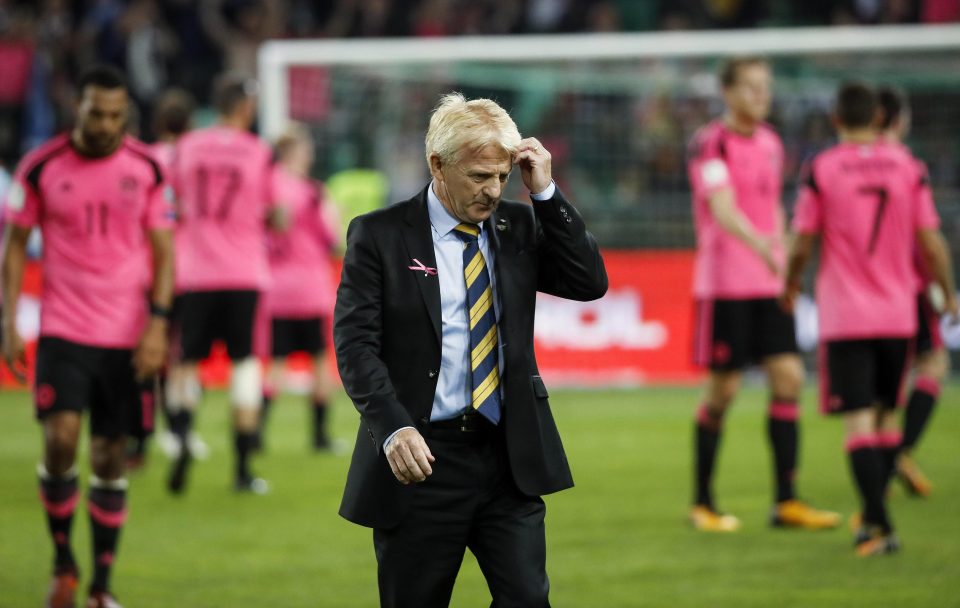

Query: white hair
<box><xmin>424</xmin><ymin>93</ymin><xmax>522</xmax><ymax>166</ymax></box>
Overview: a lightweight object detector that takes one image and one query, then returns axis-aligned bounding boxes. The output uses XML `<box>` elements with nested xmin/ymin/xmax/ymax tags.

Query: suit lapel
<box><xmin>402</xmin><ymin>188</ymin><xmax>442</xmax><ymax>343</ymax></box>
<box><xmin>486</xmin><ymin>211</ymin><xmax>508</xmax><ymax>340</ymax></box>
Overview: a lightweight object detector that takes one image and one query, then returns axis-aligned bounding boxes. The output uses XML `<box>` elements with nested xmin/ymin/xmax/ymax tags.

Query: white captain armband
<box><xmin>6</xmin><ymin>182</ymin><xmax>25</xmax><ymax>212</ymax></box>
<box><xmin>700</xmin><ymin>159</ymin><xmax>730</xmax><ymax>188</ymax></box>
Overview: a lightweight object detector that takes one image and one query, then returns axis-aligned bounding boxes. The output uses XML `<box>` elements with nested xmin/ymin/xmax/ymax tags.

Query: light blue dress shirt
<box><xmin>384</xmin><ymin>180</ymin><xmax>556</xmax><ymax>448</ymax></box>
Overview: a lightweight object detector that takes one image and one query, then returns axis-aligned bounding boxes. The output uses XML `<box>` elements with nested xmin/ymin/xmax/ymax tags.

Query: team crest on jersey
<box><xmin>36</xmin><ymin>384</ymin><xmax>57</xmax><ymax>410</ymax></box>
<box><xmin>7</xmin><ymin>182</ymin><xmax>25</xmax><ymax>211</ymax></box>
<box><xmin>120</xmin><ymin>176</ymin><xmax>138</xmax><ymax>192</ymax></box>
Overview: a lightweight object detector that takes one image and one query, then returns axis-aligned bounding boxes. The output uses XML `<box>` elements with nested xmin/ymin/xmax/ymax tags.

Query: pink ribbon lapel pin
<box><xmin>408</xmin><ymin>258</ymin><xmax>438</xmax><ymax>277</ymax></box>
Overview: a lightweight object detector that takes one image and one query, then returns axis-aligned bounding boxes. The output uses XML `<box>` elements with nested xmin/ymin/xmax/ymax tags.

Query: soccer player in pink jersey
<box><xmin>166</xmin><ymin>73</ymin><xmax>278</xmax><ymax>494</ymax></box>
<box><xmin>687</xmin><ymin>57</ymin><xmax>839</xmax><ymax>532</ymax></box>
<box><xmin>877</xmin><ymin>86</ymin><xmax>953</xmax><ymax>497</ymax></box>
<box><xmin>258</xmin><ymin>125</ymin><xmax>340</xmax><ymax>451</ymax></box>
<box><xmin>125</xmin><ymin>87</ymin><xmax>198</xmax><ymax>471</ymax></box>
<box><xmin>784</xmin><ymin>82</ymin><xmax>958</xmax><ymax>556</ymax></box>
<box><xmin>1</xmin><ymin>66</ymin><xmax>175</xmax><ymax>608</ymax></box>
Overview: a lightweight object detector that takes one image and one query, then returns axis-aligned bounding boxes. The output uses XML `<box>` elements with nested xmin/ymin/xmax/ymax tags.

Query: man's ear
<box><xmin>428</xmin><ymin>154</ymin><xmax>443</xmax><ymax>183</ymax></box>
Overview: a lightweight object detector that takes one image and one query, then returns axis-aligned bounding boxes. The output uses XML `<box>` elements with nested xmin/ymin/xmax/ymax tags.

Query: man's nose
<box><xmin>484</xmin><ymin>179</ymin><xmax>502</xmax><ymax>199</ymax></box>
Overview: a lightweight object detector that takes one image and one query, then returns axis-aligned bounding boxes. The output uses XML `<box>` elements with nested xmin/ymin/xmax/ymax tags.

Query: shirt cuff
<box><xmin>383</xmin><ymin>426</ymin><xmax>415</xmax><ymax>451</ymax></box>
<box><xmin>530</xmin><ymin>181</ymin><xmax>556</xmax><ymax>201</ymax></box>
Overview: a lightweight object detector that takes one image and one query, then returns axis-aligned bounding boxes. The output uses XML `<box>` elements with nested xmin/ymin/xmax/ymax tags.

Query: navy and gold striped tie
<box><xmin>453</xmin><ymin>222</ymin><xmax>501</xmax><ymax>424</ymax></box>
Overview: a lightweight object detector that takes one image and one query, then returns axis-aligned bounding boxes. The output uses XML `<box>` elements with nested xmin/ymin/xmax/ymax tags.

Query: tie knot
<box><xmin>453</xmin><ymin>223</ymin><xmax>480</xmax><ymax>242</ymax></box>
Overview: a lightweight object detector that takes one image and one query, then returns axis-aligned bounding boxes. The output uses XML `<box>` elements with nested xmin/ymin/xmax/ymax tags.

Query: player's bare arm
<box><xmin>1</xmin><ymin>224</ymin><xmax>31</xmax><ymax>382</ymax></box>
<box><xmin>708</xmin><ymin>188</ymin><xmax>780</xmax><ymax>275</ymax></box>
<box><xmin>916</xmin><ymin>227</ymin><xmax>959</xmax><ymax>319</ymax></box>
<box><xmin>133</xmin><ymin>228</ymin><xmax>175</xmax><ymax>380</ymax></box>
<box><xmin>781</xmin><ymin>232</ymin><xmax>816</xmax><ymax>312</ymax></box>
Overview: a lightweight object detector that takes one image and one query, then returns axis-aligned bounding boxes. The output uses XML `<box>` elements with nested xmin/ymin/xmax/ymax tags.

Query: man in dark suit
<box><xmin>334</xmin><ymin>93</ymin><xmax>608</xmax><ymax>607</ymax></box>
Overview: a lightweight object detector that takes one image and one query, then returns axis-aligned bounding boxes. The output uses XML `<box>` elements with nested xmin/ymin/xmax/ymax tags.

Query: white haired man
<box><xmin>334</xmin><ymin>93</ymin><xmax>608</xmax><ymax>606</ymax></box>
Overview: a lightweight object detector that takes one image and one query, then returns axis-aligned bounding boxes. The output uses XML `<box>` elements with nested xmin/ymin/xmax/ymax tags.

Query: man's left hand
<box><xmin>514</xmin><ymin>137</ymin><xmax>552</xmax><ymax>196</ymax></box>
<box><xmin>133</xmin><ymin>317</ymin><xmax>168</xmax><ymax>380</ymax></box>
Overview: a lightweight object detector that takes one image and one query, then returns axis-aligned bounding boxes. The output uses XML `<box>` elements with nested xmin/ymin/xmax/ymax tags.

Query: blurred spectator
<box><xmin>202</xmin><ymin>0</ymin><xmax>284</xmax><ymax>75</ymax></box>
<box><xmin>923</xmin><ymin>0</ymin><xmax>960</xmax><ymax>21</ymax></box>
<box><xmin>325</xmin><ymin>0</ymin><xmax>408</xmax><ymax>38</ymax></box>
<box><xmin>0</xmin><ymin>4</ymin><xmax>33</xmax><ymax>165</ymax></box>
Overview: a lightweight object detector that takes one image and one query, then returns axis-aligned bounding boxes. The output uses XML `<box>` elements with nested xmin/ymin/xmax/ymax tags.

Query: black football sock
<box><xmin>846</xmin><ymin>435</ymin><xmax>892</xmax><ymax>534</ymax></box>
<box><xmin>88</xmin><ymin>477</ymin><xmax>128</xmax><ymax>594</ymax></box>
<box><xmin>768</xmin><ymin>398</ymin><xmax>799</xmax><ymax>503</ymax></box>
<box><xmin>235</xmin><ymin>431</ymin><xmax>257</xmax><ymax>481</ymax></box>
<box><xmin>901</xmin><ymin>377</ymin><xmax>939</xmax><ymax>452</ymax></box>
<box><xmin>694</xmin><ymin>403</ymin><xmax>724</xmax><ymax>509</ymax></box>
<box><xmin>38</xmin><ymin>464</ymin><xmax>79</xmax><ymax>574</ymax></box>
<box><xmin>312</xmin><ymin>399</ymin><xmax>329</xmax><ymax>447</ymax></box>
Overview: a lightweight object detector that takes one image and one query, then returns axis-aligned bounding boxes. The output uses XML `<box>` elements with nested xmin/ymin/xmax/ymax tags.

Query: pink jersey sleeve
<box><xmin>4</xmin><ymin>142</ymin><xmax>58</xmax><ymax>227</ymax></box>
<box><xmin>791</xmin><ymin>161</ymin><xmax>822</xmax><ymax>234</ymax></box>
<box><xmin>144</xmin><ymin>179</ymin><xmax>176</xmax><ymax>231</ymax></box>
<box><xmin>688</xmin><ymin>125</ymin><xmax>732</xmax><ymax>200</ymax></box>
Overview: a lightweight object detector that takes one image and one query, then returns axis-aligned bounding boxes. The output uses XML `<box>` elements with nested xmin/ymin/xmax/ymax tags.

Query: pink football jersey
<box><xmin>171</xmin><ymin>126</ymin><xmax>273</xmax><ymax>291</ymax></box>
<box><xmin>148</xmin><ymin>140</ymin><xmax>188</xmax><ymax>292</ymax></box>
<box><xmin>266</xmin><ymin>167</ymin><xmax>338</xmax><ymax>318</ymax></box>
<box><xmin>688</xmin><ymin>120</ymin><xmax>786</xmax><ymax>299</ymax></box>
<box><xmin>885</xmin><ymin>140</ymin><xmax>937</xmax><ymax>293</ymax></box>
<box><xmin>792</xmin><ymin>141</ymin><xmax>940</xmax><ymax>340</ymax></box>
<box><xmin>4</xmin><ymin>134</ymin><xmax>174</xmax><ymax>348</ymax></box>
<box><xmin>148</xmin><ymin>141</ymin><xmax>176</xmax><ymax>171</ymax></box>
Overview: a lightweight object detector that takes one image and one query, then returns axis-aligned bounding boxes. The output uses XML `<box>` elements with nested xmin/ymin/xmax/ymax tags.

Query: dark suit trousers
<box><xmin>373</xmin><ymin>421</ymin><xmax>550</xmax><ymax>608</ymax></box>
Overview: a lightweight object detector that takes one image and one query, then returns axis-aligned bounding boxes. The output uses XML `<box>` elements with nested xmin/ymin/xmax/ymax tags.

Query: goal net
<box><xmin>258</xmin><ymin>25</ymin><xmax>960</xmax><ymax>383</ymax></box>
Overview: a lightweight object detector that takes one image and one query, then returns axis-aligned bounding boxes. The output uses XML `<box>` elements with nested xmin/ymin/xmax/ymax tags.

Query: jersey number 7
<box><xmin>859</xmin><ymin>186</ymin><xmax>888</xmax><ymax>255</ymax></box>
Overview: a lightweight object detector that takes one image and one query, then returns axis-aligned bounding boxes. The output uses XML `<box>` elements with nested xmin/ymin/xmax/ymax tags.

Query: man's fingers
<box><xmin>386</xmin><ymin>446</ymin><xmax>412</xmax><ymax>483</ymax></box>
<box><xmin>411</xmin><ymin>440</ymin><xmax>433</xmax><ymax>477</ymax></box>
<box><xmin>397</xmin><ymin>442</ymin><xmax>426</xmax><ymax>482</ymax></box>
<box><xmin>386</xmin><ymin>454</ymin><xmax>410</xmax><ymax>485</ymax></box>
<box><xmin>513</xmin><ymin>150</ymin><xmax>535</xmax><ymax>166</ymax></box>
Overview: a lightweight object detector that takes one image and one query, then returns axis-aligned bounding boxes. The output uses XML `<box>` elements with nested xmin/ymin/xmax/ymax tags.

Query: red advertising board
<box><xmin>533</xmin><ymin>250</ymin><xmax>702</xmax><ymax>386</ymax></box>
<box><xmin>2</xmin><ymin>251</ymin><xmax>703</xmax><ymax>389</ymax></box>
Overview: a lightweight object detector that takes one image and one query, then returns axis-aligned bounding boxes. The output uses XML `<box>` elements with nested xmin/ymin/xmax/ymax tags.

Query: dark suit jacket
<box><xmin>334</xmin><ymin>185</ymin><xmax>608</xmax><ymax>529</ymax></box>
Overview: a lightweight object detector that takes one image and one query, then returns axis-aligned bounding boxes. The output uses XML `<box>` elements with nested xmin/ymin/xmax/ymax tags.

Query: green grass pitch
<box><xmin>0</xmin><ymin>384</ymin><xmax>957</xmax><ymax>607</ymax></box>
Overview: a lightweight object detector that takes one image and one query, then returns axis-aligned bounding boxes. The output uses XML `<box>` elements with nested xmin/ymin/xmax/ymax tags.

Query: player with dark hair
<box><xmin>166</xmin><ymin>72</ymin><xmax>279</xmax><ymax>494</ymax></box>
<box><xmin>877</xmin><ymin>85</ymin><xmax>952</xmax><ymax>497</ymax></box>
<box><xmin>686</xmin><ymin>56</ymin><xmax>839</xmax><ymax>532</ymax></box>
<box><xmin>258</xmin><ymin>124</ymin><xmax>340</xmax><ymax>451</ymax></box>
<box><xmin>2</xmin><ymin>64</ymin><xmax>175</xmax><ymax>607</ymax></box>
<box><xmin>784</xmin><ymin>82</ymin><xmax>957</xmax><ymax>556</ymax></box>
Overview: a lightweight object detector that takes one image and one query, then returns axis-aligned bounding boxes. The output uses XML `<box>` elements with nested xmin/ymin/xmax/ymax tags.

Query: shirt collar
<box><xmin>427</xmin><ymin>181</ymin><xmax>482</xmax><ymax>238</ymax></box>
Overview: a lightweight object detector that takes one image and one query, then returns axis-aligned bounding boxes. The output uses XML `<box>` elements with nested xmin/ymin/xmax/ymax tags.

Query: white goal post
<box><xmin>258</xmin><ymin>23</ymin><xmax>960</xmax><ymax>142</ymax></box>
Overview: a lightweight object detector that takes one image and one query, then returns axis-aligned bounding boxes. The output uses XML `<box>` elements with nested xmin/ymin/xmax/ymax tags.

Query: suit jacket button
<box><xmin>428</xmin><ymin>370</ymin><xmax>438</xmax><ymax>378</ymax></box>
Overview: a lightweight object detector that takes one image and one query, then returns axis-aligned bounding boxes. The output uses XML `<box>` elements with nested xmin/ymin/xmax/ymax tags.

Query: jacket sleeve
<box><xmin>333</xmin><ymin>216</ymin><xmax>415</xmax><ymax>453</ymax></box>
<box><xmin>533</xmin><ymin>187</ymin><xmax>609</xmax><ymax>301</ymax></box>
